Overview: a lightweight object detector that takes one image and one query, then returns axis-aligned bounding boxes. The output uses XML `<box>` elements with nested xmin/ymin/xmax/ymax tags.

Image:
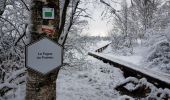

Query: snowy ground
<box><xmin>2</xmin><ymin>84</ymin><xmax>26</xmax><ymax>100</ymax></box>
<box><xmin>102</xmin><ymin>45</ymin><xmax>147</xmax><ymax>66</ymax></box>
<box><xmin>3</xmin><ymin>40</ymin><xmax>131</xmax><ymax>100</ymax></box>
<box><xmin>56</xmin><ymin>40</ymin><xmax>137</xmax><ymax>100</ymax></box>
<box><xmin>3</xmin><ymin>40</ymin><xmax>169</xmax><ymax>100</ymax></box>
<box><xmin>57</xmin><ymin>56</ymin><xmax>127</xmax><ymax>100</ymax></box>
<box><xmin>56</xmin><ymin>40</ymin><xmax>170</xmax><ymax>100</ymax></box>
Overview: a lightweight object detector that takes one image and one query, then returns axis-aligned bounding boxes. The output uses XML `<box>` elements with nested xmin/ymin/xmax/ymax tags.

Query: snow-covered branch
<box><xmin>58</xmin><ymin>0</ymin><xmax>81</xmax><ymax>46</ymax></box>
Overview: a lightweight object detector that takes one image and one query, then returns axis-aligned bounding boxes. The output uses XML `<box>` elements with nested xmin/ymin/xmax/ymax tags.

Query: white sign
<box><xmin>26</xmin><ymin>37</ymin><xmax>63</xmax><ymax>75</ymax></box>
<box><xmin>42</xmin><ymin>8</ymin><xmax>54</xmax><ymax>19</ymax></box>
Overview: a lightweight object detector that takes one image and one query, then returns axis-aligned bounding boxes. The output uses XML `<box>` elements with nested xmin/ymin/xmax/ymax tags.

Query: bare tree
<box><xmin>131</xmin><ymin>0</ymin><xmax>160</xmax><ymax>32</ymax></box>
<box><xmin>58</xmin><ymin>0</ymin><xmax>80</xmax><ymax>46</ymax></box>
<box><xmin>0</xmin><ymin>0</ymin><xmax>30</xmax><ymax>97</ymax></box>
<box><xmin>58</xmin><ymin>0</ymin><xmax>90</xmax><ymax>46</ymax></box>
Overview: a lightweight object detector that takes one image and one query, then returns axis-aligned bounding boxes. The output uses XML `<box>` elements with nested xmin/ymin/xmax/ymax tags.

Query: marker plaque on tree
<box><xmin>26</xmin><ymin>37</ymin><xmax>63</xmax><ymax>75</ymax></box>
<box><xmin>43</xmin><ymin>8</ymin><xmax>55</xmax><ymax>19</ymax></box>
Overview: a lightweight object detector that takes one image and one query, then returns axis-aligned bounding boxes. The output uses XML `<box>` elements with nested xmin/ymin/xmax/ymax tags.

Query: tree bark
<box><xmin>26</xmin><ymin>0</ymin><xmax>60</xmax><ymax>100</ymax></box>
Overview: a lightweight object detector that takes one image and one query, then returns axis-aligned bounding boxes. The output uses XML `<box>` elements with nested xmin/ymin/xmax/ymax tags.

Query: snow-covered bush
<box><xmin>147</xmin><ymin>40</ymin><xmax>170</xmax><ymax>73</ymax></box>
<box><xmin>110</xmin><ymin>33</ymin><xmax>135</xmax><ymax>56</ymax></box>
<box><xmin>64</xmin><ymin>33</ymin><xmax>101</xmax><ymax>69</ymax></box>
<box><xmin>0</xmin><ymin>0</ymin><xmax>30</xmax><ymax>98</ymax></box>
<box><xmin>144</xmin><ymin>25</ymin><xmax>170</xmax><ymax>73</ymax></box>
<box><xmin>110</xmin><ymin>34</ymin><xmax>124</xmax><ymax>50</ymax></box>
<box><xmin>0</xmin><ymin>45</ymin><xmax>25</xmax><ymax>98</ymax></box>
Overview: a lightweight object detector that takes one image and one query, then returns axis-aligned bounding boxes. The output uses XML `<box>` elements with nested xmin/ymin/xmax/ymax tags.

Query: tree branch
<box><xmin>59</xmin><ymin>0</ymin><xmax>70</xmax><ymax>36</ymax></box>
<box><xmin>58</xmin><ymin>0</ymin><xmax>80</xmax><ymax>46</ymax></box>
<box><xmin>0</xmin><ymin>16</ymin><xmax>25</xmax><ymax>45</ymax></box>
<box><xmin>14</xmin><ymin>24</ymin><xmax>28</xmax><ymax>46</ymax></box>
<box><xmin>20</xmin><ymin>0</ymin><xmax>30</xmax><ymax>11</ymax></box>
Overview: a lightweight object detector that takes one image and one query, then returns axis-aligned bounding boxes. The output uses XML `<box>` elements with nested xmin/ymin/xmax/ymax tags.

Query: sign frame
<box><xmin>25</xmin><ymin>37</ymin><xmax>63</xmax><ymax>76</ymax></box>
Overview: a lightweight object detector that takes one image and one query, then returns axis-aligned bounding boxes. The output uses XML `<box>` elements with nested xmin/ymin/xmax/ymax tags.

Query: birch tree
<box><xmin>0</xmin><ymin>0</ymin><xmax>89</xmax><ymax>97</ymax></box>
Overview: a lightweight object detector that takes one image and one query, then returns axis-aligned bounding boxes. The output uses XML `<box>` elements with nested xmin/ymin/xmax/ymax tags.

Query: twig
<box><xmin>19</xmin><ymin>0</ymin><xmax>30</xmax><ymax>11</ymax></box>
<box><xmin>0</xmin><ymin>16</ymin><xmax>25</xmax><ymax>45</ymax></box>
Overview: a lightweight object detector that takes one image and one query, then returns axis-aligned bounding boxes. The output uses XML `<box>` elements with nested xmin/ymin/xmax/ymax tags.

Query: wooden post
<box><xmin>26</xmin><ymin>0</ymin><xmax>60</xmax><ymax>100</ymax></box>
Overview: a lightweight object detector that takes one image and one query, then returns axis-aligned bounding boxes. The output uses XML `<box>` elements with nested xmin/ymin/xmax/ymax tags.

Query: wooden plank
<box><xmin>88</xmin><ymin>52</ymin><xmax>170</xmax><ymax>89</ymax></box>
<box><xmin>95</xmin><ymin>42</ymin><xmax>111</xmax><ymax>52</ymax></box>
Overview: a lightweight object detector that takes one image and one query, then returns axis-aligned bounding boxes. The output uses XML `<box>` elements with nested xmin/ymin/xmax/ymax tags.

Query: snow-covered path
<box><xmin>104</xmin><ymin>55</ymin><xmax>142</xmax><ymax>66</ymax></box>
<box><xmin>102</xmin><ymin>45</ymin><xmax>148</xmax><ymax>66</ymax></box>
<box><xmin>57</xmin><ymin>56</ymin><xmax>125</xmax><ymax>100</ymax></box>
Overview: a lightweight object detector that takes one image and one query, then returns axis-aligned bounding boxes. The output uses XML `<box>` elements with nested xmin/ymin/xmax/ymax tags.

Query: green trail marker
<box><xmin>45</xmin><ymin>12</ymin><xmax>52</xmax><ymax>17</ymax></box>
<box><xmin>43</xmin><ymin>8</ymin><xmax>54</xmax><ymax>19</ymax></box>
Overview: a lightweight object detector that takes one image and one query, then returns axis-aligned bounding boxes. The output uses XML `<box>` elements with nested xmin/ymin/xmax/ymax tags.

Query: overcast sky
<box><xmin>84</xmin><ymin>3</ymin><xmax>112</xmax><ymax>37</ymax></box>
<box><xmin>81</xmin><ymin>0</ymin><xmax>131</xmax><ymax>37</ymax></box>
<box><xmin>81</xmin><ymin>1</ymin><xmax>112</xmax><ymax>37</ymax></box>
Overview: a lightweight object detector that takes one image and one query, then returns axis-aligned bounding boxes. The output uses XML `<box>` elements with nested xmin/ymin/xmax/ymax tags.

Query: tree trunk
<box><xmin>26</xmin><ymin>0</ymin><xmax>60</xmax><ymax>100</ymax></box>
